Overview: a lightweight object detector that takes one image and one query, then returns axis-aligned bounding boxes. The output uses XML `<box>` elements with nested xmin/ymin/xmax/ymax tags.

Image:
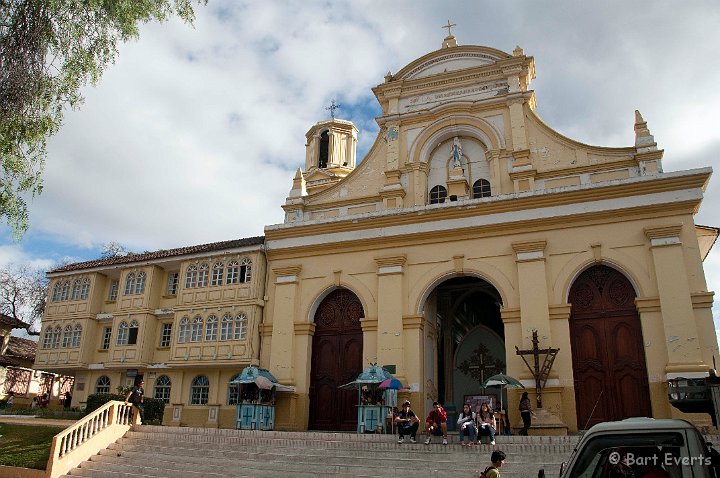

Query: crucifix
<box><xmin>325</xmin><ymin>99</ymin><xmax>341</xmax><ymax>120</ymax></box>
<box><xmin>442</xmin><ymin>20</ymin><xmax>456</xmax><ymax>37</ymax></box>
<box><xmin>515</xmin><ymin>330</ymin><xmax>559</xmax><ymax>409</ymax></box>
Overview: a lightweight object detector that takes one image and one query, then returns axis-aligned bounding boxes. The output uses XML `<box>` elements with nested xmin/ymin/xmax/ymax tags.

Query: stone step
<box><xmin>111</xmin><ymin>438</ymin><xmax>568</xmax><ymax>464</ymax></box>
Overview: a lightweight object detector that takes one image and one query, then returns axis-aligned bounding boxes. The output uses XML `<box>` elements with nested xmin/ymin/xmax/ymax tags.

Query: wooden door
<box><xmin>308</xmin><ymin>289</ymin><xmax>364</xmax><ymax>431</ymax></box>
<box><xmin>569</xmin><ymin>265</ymin><xmax>651</xmax><ymax>429</ymax></box>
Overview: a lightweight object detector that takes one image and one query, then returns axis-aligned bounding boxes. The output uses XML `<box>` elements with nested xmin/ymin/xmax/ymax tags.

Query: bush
<box><xmin>84</xmin><ymin>393</ymin><xmax>165</xmax><ymax>424</ymax></box>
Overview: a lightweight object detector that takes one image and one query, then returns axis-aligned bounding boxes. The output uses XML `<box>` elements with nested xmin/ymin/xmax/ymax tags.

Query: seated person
<box><xmin>395</xmin><ymin>400</ymin><xmax>419</xmax><ymax>443</ymax></box>
<box><xmin>456</xmin><ymin>403</ymin><xmax>477</xmax><ymax>446</ymax></box>
<box><xmin>477</xmin><ymin>402</ymin><xmax>496</xmax><ymax>445</ymax></box>
<box><xmin>424</xmin><ymin>401</ymin><xmax>448</xmax><ymax>445</ymax></box>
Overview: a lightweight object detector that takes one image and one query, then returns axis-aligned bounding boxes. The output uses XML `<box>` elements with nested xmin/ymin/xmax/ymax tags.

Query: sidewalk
<box><xmin>0</xmin><ymin>414</ymin><xmax>76</xmax><ymax>428</ymax></box>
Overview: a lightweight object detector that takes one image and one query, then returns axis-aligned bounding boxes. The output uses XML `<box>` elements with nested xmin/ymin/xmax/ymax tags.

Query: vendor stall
<box><xmin>339</xmin><ymin>364</ymin><xmax>404</xmax><ymax>434</ymax></box>
<box><xmin>229</xmin><ymin>366</ymin><xmax>295</xmax><ymax>430</ymax></box>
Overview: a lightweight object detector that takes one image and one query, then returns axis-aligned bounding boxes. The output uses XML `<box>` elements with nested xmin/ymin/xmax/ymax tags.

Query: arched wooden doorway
<box><xmin>569</xmin><ymin>265</ymin><xmax>651</xmax><ymax>429</ymax></box>
<box><xmin>308</xmin><ymin>289</ymin><xmax>364</xmax><ymax>431</ymax></box>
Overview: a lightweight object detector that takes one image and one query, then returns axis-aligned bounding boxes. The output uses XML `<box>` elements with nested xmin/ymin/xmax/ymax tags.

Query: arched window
<box><xmin>124</xmin><ymin>273</ymin><xmax>136</xmax><ymax>295</ymax></box>
<box><xmin>51</xmin><ymin>282</ymin><xmax>62</xmax><ymax>302</ymax></box>
<box><xmin>211</xmin><ymin>262</ymin><xmax>224</xmax><ymax>286</ymax></box>
<box><xmin>42</xmin><ymin>326</ymin><xmax>53</xmax><ymax>348</ymax></box>
<box><xmin>72</xmin><ymin>324</ymin><xmax>82</xmax><ymax>347</ymax></box>
<box><xmin>472</xmin><ymin>179</ymin><xmax>491</xmax><ymax>199</ymax></box>
<box><xmin>52</xmin><ymin>326</ymin><xmax>62</xmax><ymax>348</ymax></box>
<box><xmin>71</xmin><ymin>280</ymin><xmax>82</xmax><ymax>301</ymax></box>
<box><xmin>154</xmin><ymin>375</ymin><xmax>172</xmax><ymax>404</ymax></box>
<box><xmin>228</xmin><ymin>373</ymin><xmax>241</xmax><ymax>405</ymax></box>
<box><xmin>205</xmin><ymin>315</ymin><xmax>218</xmax><ymax>341</ymax></box>
<box><xmin>62</xmin><ymin>325</ymin><xmax>73</xmax><ymax>347</ymax></box>
<box><xmin>225</xmin><ymin>260</ymin><xmax>239</xmax><ymax>285</ymax></box>
<box><xmin>128</xmin><ymin>320</ymin><xmax>139</xmax><ymax>345</ymax></box>
<box><xmin>233</xmin><ymin>313</ymin><xmax>247</xmax><ymax>340</ymax></box>
<box><xmin>60</xmin><ymin>281</ymin><xmax>70</xmax><ymax>301</ymax></box>
<box><xmin>429</xmin><ymin>185</ymin><xmax>447</xmax><ymax>204</ymax></box>
<box><xmin>220</xmin><ymin>314</ymin><xmax>233</xmax><ymax>340</ymax></box>
<box><xmin>79</xmin><ymin>278</ymin><xmax>90</xmax><ymax>300</ymax></box>
<box><xmin>197</xmin><ymin>263</ymin><xmax>209</xmax><ymax>288</ymax></box>
<box><xmin>177</xmin><ymin>317</ymin><xmax>189</xmax><ymax>343</ymax></box>
<box><xmin>185</xmin><ymin>265</ymin><xmax>198</xmax><ymax>289</ymax></box>
<box><xmin>134</xmin><ymin>272</ymin><xmax>146</xmax><ymax>294</ymax></box>
<box><xmin>95</xmin><ymin>375</ymin><xmax>111</xmax><ymax>394</ymax></box>
<box><xmin>117</xmin><ymin>321</ymin><xmax>129</xmax><ymax>345</ymax></box>
<box><xmin>318</xmin><ymin>130</ymin><xmax>329</xmax><ymax>168</ymax></box>
<box><xmin>190</xmin><ymin>316</ymin><xmax>203</xmax><ymax>342</ymax></box>
<box><xmin>190</xmin><ymin>375</ymin><xmax>209</xmax><ymax>405</ymax></box>
<box><xmin>240</xmin><ymin>258</ymin><xmax>252</xmax><ymax>283</ymax></box>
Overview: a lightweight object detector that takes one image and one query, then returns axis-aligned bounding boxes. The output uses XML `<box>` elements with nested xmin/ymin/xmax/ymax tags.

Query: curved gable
<box><xmin>395</xmin><ymin>45</ymin><xmax>511</xmax><ymax>81</ymax></box>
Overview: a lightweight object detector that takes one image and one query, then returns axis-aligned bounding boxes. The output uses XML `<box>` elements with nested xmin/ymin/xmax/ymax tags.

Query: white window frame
<box><xmin>211</xmin><ymin>262</ymin><xmax>224</xmax><ymax>286</ymax></box>
<box><xmin>154</xmin><ymin>375</ymin><xmax>172</xmax><ymax>404</ymax></box>
<box><xmin>190</xmin><ymin>375</ymin><xmax>209</xmax><ymax>405</ymax></box>
<box><xmin>220</xmin><ymin>314</ymin><xmax>233</xmax><ymax>341</ymax></box>
<box><xmin>117</xmin><ymin>321</ymin><xmax>129</xmax><ymax>345</ymax></box>
<box><xmin>226</xmin><ymin>260</ymin><xmax>239</xmax><ymax>285</ymax></box>
<box><xmin>178</xmin><ymin>317</ymin><xmax>189</xmax><ymax>343</ymax></box>
<box><xmin>159</xmin><ymin>323</ymin><xmax>172</xmax><ymax>347</ymax></box>
<box><xmin>233</xmin><ymin>313</ymin><xmax>247</xmax><ymax>340</ymax></box>
<box><xmin>205</xmin><ymin>315</ymin><xmax>218</xmax><ymax>341</ymax></box>
<box><xmin>190</xmin><ymin>316</ymin><xmax>203</xmax><ymax>342</ymax></box>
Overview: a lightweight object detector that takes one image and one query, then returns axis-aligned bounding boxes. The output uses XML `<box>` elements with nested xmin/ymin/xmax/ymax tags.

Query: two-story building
<box><xmin>36</xmin><ymin>34</ymin><xmax>718</xmax><ymax>432</ymax></box>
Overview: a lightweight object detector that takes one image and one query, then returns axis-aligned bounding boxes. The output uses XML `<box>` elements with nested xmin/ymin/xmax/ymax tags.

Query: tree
<box><xmin>0</xmin><ymin>264</ymin><xmax>48</xmax><ymax>333</ymax></box>
<box><xmin>100</xmin><ymin>241</ymin><xmax>129</xmax><ymax>259</ymax></box>
<box><xmin>0</xmin><ymin>0</ymin><xmax>206</xmax><ymax>238</ymax></box>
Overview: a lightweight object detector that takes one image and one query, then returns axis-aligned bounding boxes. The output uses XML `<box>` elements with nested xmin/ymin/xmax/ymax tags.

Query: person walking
<box><xmin>124</xmin><ymin>380</ymin><xmax>145</xmax><ymax>424</ymax></box>
<box><xmin>395</xmin><ymin>400</ymin><xmax>419</xmax><ymax>443</ymax></box>
<box><xmin>481</xmin><ymin>450</ymin><xmax>506</xmax><ymax>478</ymax></box>
<box><xmin>424</xmin><ymin>401</ymin><xmax>448</xmax><ymax>445</ymax></box>
<box><xmin>519</xmin><ymin>392</ymin><xmax>532</xmax><ymax>436</ymax></box>
<box><xmin>457</xmin><ymin>403</ymin><xmax>477</xmax><ymax>445</ymax></box>
<box><xmin>477</xmin><ymin>401</ymin><xmax>497</xmax><ymax>445</ymax></box>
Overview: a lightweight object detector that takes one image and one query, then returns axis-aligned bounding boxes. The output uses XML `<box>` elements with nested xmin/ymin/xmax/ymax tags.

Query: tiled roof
<box><xmin>0</xmin><ymin>355</ymin><xmax>21</xmax><ymax>367</ymax></box>
<box><xmin>6</xmin><ymin>336</ymin><xmax>37</xmax><ymax>360</ymax></box>
<box><xmin>50</xmin><ymin>236</ymin><xmax>265</xmax><ymax>274</ymax></box>
<box><xmin>0</xmin><ymin>314</ymin><xmax>29</xmax><ymax>329</ymax></box>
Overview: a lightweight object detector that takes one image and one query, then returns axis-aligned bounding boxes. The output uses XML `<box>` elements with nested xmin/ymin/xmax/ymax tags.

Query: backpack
<box><xmin>478</xmin><ymin>466</ymin><xmax>496</xmax><ymax>478</ymax></box>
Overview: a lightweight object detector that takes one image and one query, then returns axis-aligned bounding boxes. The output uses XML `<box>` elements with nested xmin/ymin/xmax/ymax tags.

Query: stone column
<box><xmin>511</xmin><ymin>240</ymin><xmax>552</xmax><ymax>347</ymax></box>
<box><xmin>644</xmin><ymin>225</ymin><xmax>707</xmax><ymax>375</ymax></box>
<box><xmin>268</xmin><ymin>266</ymin><xmax>302</xmax><ymax>384</ymax></box>
<box><xmin>375</xmin><ymin>256</ymin><xmax>406</xmax><ymax>373</ymax></box>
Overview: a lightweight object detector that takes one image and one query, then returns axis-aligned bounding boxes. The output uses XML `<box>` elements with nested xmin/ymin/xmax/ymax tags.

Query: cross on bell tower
<box><xmin>325</xmin><ymin>99</ymin><xmax>341</xmax><ymax>120</ymax></box>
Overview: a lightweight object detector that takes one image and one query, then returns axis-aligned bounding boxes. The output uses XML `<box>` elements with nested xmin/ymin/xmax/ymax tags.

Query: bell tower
<box><xmin>302</xmin><ymin>119</ymin><xmax>358</xmax><ymax>194</ymax></box>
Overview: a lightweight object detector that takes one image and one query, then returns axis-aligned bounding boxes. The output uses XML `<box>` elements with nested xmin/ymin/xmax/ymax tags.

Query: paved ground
<box><xmin>0</xmin><ymin>414</ymin><xmax>75</xmax><ymax>428</ymax></box>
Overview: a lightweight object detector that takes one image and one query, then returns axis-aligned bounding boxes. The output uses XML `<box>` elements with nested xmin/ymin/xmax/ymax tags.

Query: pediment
<box><xmin>395</xmin><ymin>46</ymin><xmax>511</xmax><ymax>81</ymax></box>
<box><xmin>304</xmin><ymin>168</ymin><xmax>335</xmax><ymax>182</ymax></box>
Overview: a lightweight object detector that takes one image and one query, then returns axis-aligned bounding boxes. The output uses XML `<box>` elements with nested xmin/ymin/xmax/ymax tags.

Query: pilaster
<box><xmin>269</xmin><ymin>266</ymin><xmax>302</xmax><ymax>383</ymax></box>
<box><xmin>511</xmin><ymin>240</ymin><xmax>552</xmax><ymax>347</ymax></box>
<box><xmin>375</xmin><ymin>255</ymin><xmax>406</xmax><ymax>375</ymax></box>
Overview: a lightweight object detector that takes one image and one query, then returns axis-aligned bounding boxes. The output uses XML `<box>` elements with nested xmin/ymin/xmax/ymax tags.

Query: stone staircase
<box><xmin>61</xmin><ymin>426</ymin><xmax>580</xmax><ymax>477</ymax></box>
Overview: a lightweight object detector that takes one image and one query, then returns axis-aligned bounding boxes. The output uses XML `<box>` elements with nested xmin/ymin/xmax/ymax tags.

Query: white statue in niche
<box><xmin>451</xmin><ymin>137</ymin><xmax>462</xmax><ymax>168</ymax></box>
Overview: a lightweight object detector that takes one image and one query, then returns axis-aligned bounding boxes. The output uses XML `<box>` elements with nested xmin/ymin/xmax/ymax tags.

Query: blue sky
<box><xmin>3</xmin><ymin>1</ymin><xmax>720</xmax><ymax>337</ymax></box>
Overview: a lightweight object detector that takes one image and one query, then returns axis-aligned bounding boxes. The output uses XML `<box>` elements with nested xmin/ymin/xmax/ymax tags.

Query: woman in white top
<box><xmin>456</xmin><ymin>403</ymin><xmax>477</xmax><ymax>446</ymax></box>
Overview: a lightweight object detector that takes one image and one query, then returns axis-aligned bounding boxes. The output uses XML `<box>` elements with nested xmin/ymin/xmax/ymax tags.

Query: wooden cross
<box><xmin>515</xmin><ymin>330</ymin><xmax>559</xmax><ymax>408</ymax></box>
<box><xmin>442</xmin><ymin>20</ymin><xmax>456</xmax><ymax>37</ymax></box>
<box><xmin>325</xmin><ymin>99</ymin><xmax>341</xmax><ymax>119</ymax></box>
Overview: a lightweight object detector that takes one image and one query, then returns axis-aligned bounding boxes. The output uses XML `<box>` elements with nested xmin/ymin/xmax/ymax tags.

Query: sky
<box><xmin>2</xmin><ymin>1</ymin><xmax>720</xmax><ymax>338</ymax></box>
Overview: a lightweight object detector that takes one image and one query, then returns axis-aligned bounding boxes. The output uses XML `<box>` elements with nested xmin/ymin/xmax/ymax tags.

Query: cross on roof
<box><xmin>442</xmin><ymin>20</ymin><xmax>456</xmax><ymax>37</ymax></box>
<box><xmin>325</xmin><ymin>99</ymin><xmax>341</xmax><ymax>120</ymax></box>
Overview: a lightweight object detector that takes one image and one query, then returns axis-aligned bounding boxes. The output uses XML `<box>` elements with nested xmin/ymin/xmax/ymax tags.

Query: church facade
<box><xmin>36</xmin><ymin>35</ymin><xmax>718</xmax><ymax>433</ymax></box>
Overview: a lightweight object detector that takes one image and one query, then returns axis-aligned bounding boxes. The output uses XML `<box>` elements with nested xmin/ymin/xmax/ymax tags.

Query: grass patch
<box><xmin>0</xmin><ymin>423</ymin><xmax>64</xmax><ymax>469</ymax></box>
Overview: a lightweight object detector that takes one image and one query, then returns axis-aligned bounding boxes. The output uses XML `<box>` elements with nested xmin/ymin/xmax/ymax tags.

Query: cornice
<box><xmin>265</xmin><ymin>199</ymin><xmax>700</xmax><ymax>262</ymax></box>
<box><xmin>293</xmin><ymin>322</ymin><xmax>316</xmax><ymax>336</ymax></box>
<box><xmin>644</xmin><ymin>224</ymin><xmax>683</xmax><ymax>240</ymax></box>
<box><xmin>266</xmin><ymin>169</ymin><xmax>709</xmax><ymax>245</ymax></box>
<box><xmin>511</xmin><ymin>240</ymin><xmax>547</xmax><ymax>254</ymax></box>
<box><xmin>691</xmin><ymin>291</ymin><xmax>714</xmax><ymax>309</ymax></box>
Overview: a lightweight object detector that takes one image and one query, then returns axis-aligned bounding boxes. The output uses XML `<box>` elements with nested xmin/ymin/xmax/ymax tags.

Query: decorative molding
<box><xmin>273</xmin><ymin>265</ymin><xmax>302</xmax><ymax>277</ymax></box>
<box><xmin>635</xmin><ymin>297</ymin><xmax>661</xmax><ymax>313</ymax></box>
<box><xmin>500</xmin><ymin>308</ymin><xmax>521</xmax><ymax>322</ymax></box>
<box><xmin>691</xmin><ymin>292</ymin><xmax>714</xmax><ymax>309</ymax></box>
<box><xmin>402</xmin><ymin>315</ymin><xmax>424</xmax><ymax>330</ymax></box>
<box><xmin>548</xmin><ymin>304</ymin><xmax>571</xmax><ymax>321</ymax></box>
<box><xmin>644</xmin><ymin>224</ymin><xmax>683</xmax><ymax>241</ymax></box>
<box><xmin>360</xmin><ymin>318</ymin><xmax>378</xmax><ymax>332</ymax></box>
<box><xmin>665</xmin><ymin>362</ymin><xmax>708</xmax><ymax>374</ymax></box>
<box><xmin>511</xmin><ymin>240</ymin><xmax>547</xmax><ymax>254</ymax></box>
<box><xmin>259</xmin><ymin>324</ymin><xmax>273</xmax><ymax>336</ymax></box>
<box><xmin>376</xmin><ymin>255</ymin><xmax>407</xmax><ymax>275</ymax></box>
<box><xmin>293</xmin><ymin>322</ymin><xmax>316</xmax><ymax>336</ymax></box>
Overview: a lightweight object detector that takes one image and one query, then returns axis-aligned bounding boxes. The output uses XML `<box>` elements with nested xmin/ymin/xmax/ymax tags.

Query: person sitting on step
<box><xmin>477</xmin><ymin>402</ymin><xmax>496</xmax><ymax>445</ymax></box>
<box><xmin>457</xmin><ymin>403</ymin><xmax>477</xmax><ymax>446</ymax></box>
<box><xmin>395</xmin><ymin>400</ymin><xmax>419</xmax><ymax>444</ymax></box>
<box><xmin>424</xmin><ymin>401</ymin><xmax>448</xmax><ymax>445</ymax></box>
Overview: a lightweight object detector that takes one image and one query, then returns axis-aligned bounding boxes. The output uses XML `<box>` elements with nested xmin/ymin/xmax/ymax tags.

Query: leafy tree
<box><xmin>0</xmin><ymin>264</ymin><xmax>48</xmax><ymax>333</ymax></box>
<box><xmin>0</xmin><ymin>0</ymin><xmax>206</xmax><ymax>238</ymax></box>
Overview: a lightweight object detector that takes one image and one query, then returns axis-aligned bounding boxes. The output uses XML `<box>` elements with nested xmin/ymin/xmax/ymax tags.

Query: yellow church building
<box><xmin>35</xmin><ymin>34</ymin><xmax>718</xmax><ymax>433</ymax></box>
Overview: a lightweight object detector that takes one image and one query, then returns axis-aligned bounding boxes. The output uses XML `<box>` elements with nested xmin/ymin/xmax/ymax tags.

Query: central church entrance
<box><xmin>308</xmin><ymin>288</ymin><xmax>364</xmax><ymax>431</ymax></box>
<box><xmin>425</xmin><ymin>277</ymin><xmax>504</xmax><ymax>429</ymax></box>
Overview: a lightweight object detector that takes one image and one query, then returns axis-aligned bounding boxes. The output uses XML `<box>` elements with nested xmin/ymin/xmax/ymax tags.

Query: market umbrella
<box><xmin>481</xmin><ymin>373</ymin><xmax>525</xmax><ymax>434</ymax></box>
<box><xmin>378</xmin><ymin>377</ymin><xmax>404</xmax><ymax>390</ymax></box>
<box><xmin>482</xmin><ymin>373</ymin><xmax>524</xmax><ymax>389</ymax></box>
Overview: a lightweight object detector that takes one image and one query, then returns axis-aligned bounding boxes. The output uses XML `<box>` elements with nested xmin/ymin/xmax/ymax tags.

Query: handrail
<box><xmin>45</xmin><ymin>400</ymin><xmax>139</xmax><ymax>478</ymax></box>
